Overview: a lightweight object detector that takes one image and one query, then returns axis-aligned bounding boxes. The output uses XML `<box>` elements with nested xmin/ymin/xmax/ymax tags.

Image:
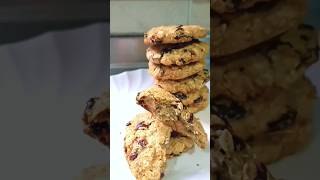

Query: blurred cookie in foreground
<box><xmin>83</xmin><ymin>91</ymin><xmax>109</xmax><ymax>146</ymax></box>
<box><xmin>249</xmin><ymin>116</ymin><xmax>312</xmax><ymax>164</ymax></box>
<box><xmin>212</xmin><ymin>77</ymin><xmax>316</xmax><ymax>141</ymax></box>
<box><xmin>211</xmin><ymin>0</ymin><xmax>307</xmax><ymax>57</ymax></box>
<box><xmin>211</xmin><ymin>115</ymin><xmax>276</xmax><ymax>180</ymax></box>
<box><xmin>212</xmin><ymin>25</ymin><xmax>318</xmax><ymax>102</ymax></box>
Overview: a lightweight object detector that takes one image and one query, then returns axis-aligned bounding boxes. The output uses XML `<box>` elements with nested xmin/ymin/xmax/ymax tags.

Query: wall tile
<box><xmin>189</xmin><ymin>0</ymin><xmax>210</xmax><ymax>29</ymax></box>
<box><xmin>111</xmin><ymin>0</ymin><xmax>189</xmax><ymax>34</ymax></box>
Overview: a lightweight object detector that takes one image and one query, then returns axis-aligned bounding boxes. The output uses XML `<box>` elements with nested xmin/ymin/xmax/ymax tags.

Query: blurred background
<box><xmin>0</xmin><ymin>0</ymin><xmax>109</xmax><ymax>179</ymax></box>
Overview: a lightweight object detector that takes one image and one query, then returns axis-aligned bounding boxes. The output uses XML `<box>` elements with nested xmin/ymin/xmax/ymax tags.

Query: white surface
<box><xmin>0</xmin><ymin>23</ymin><xmax>108</xmax><ymax>179</ymax></box>
<box><xmin>110</xmin><ymin>69</ymin><xmax>210</xmax><ymax>180</ymax></box>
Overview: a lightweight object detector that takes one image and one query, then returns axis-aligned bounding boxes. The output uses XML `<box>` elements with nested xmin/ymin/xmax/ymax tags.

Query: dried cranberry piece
<box><xmin>137</xmin><ymin>138</ymin><xmax>148</xmax><ymax>147</ymax></box>
<box><xmin>129</xmin><ymin>152</ymin><xmax>138</xmax><ymax>161</ymax></box>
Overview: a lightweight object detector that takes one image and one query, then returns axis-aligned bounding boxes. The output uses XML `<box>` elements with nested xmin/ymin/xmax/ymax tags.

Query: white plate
<box><xmin>110</xmin><ymin>69</ymin><xmax>210</xmax><ymax>180</ymax></box>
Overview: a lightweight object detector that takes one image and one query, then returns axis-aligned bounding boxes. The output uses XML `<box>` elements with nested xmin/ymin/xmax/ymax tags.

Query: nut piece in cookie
<box><xmin>146</xmin><ymin>40</ymin><xmax>209</xmax><ymax>66</ymax></box>
<box><xmin>83</xmin><ymin>92</ymin><xmax>109</xmax><ymax>146</ymax></box>
<box><xmin>144</xmin><ymin>25</ymin><xmax>208</xmax><ymax>45</ymax></box>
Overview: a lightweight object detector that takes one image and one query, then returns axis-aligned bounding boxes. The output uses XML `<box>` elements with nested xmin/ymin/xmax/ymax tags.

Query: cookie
<box><xmin>144</xmin><ymin>25</ymin><xmax>208</xmax><ymax>45</ymax></box>
<box><xmin>146</xmin><ymin>40</ymin><xmax>209</xmax><ymax>66</ymax></box>
<box><xmin>124</xmin><ymin>112</ymin><xmax>171</xmax><ymax>180</ymax></box>
<box><xmin>164</xmin><ymin>117</ymin><xmax>208</xmax><ymax>149</ymax></box>
<box><xmin>249</xmin><ymin>118</ymin><xmax>312</xmax><ymax>164</ymax></box>
<box><xmin>75</xmin><ymin>164</ymin><xmax>108</xmax><ymax>180</ymax></box>
<box><xmin>148</xmin><ymin>60</ymin><xmax>205</xmax><ymax>80</ymax></box>
<box><xmin>155</xmin><ymin>69</ymin><xmax>209</xmax><ymax>94</ymax></box>
<box><xmin>136</xmin><ymin>86</ymin><xmax>185</xmax><ymax>122</ymax></box>
<box><xmin>211</xmin><ymin>115</ymin><xmax>276</xmax><ymax>180</ymax></box>
<box><xmin>136</xmin><ymin>86</ymin><xmax>208</xmax><ymax>149</ymax></box>
<box><xmin>186</xmin><ymin>97</ymin><xmax>209</xmax><ymax>113</ymax></box>
<box><xmin>212</xmin><ymin>0</ymin><xmax>307</xmax><ymax>57</ymax></box>
<box><xmin>211</xmin><ymin>77</ymin><xmax>316</xmax><ymax>140</ymax></box>
<box><xmin>173</xmin><ymin>85</ymin><xmax>209</xmax><ymax>106</ymax></box>
<box><xmin>211</xmin><ymin>0</ymin><xmax>271</xmax><ymax>14</ymax></box>
<box><xmin>82</xmin><ymin>91</ymin><xmax>109</xmax><ymax>146</ymax></box>
<box><xmin>166</xmin><ymin>136</ymin><xmax>194</xmax><ymax>158</ymax></box>
<box><xmin>212</xmin><ymin>25</ymin><xmax>318</xmax><ymax>102</ymax></box>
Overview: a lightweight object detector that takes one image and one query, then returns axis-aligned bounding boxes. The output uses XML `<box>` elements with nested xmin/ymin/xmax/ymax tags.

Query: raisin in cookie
<box><xmin>156</xmin><ymin>69</ymin><xmax>209</xmax><ymax>94</ymax></box>
<box><xmin>82</xmin><ymin>91</ymin><xmax>109</xmax><ymax>146</ymax></box>
<box><xmin>212</xmin><ymin>77</ymin><xmax>316</xmax><ymax>140</ymax></box>
<box><xmin>124</xmin><ymin>112</ymin><xmax>171</xmax><ymax>180</ymax></box>
<box><xmin>146</xmin><ymin>40</ymin><xmax>209</xmax><ymax>66</ymax></box>
<box><xmin>136</xmin><ymin>86</ymin><xmax>208</xmax><ymax>149</ymax></box>
<box><xmin>249</xmin><ymin>118</ymin><xmax>312</xmax><ymax>164</ymax></box>
<box><xmin>144</xmin><ymin>25</ymin><xmax>208</xmax><ymax>45</ymax></box>
<box><xmin>213</xmin><ymin>25</ymin><xmax>318</xmax><ymax>102</ymax></box>
<box><xmin>173</xmin><ymin>85</ymin><xmax>209</xmax><ymax>106</ymax></box>
<box><xmin>148</xmin><ymin>60</ymin><xmax>205</xmax><ymax>80</ymax></box>
<box><xmin>212</xmin><ymin>0</ymin><xmax>307</xmax><ymax>57</ymax></box>
<box><xmin>187</xmin><ymin>97</ymin><xmax>209</xmax><ymax>113</ymax></box>
<box><xmin>211</xmin><ymin>115</ymin><xmax>276</xmax><ymax>180</ymax></box>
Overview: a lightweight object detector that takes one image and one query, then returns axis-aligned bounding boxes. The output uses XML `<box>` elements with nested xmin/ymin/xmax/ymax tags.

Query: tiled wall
<box><xmin>110</xmin><ymin>0</ymin><xmax>210</xmax><ymax>34</ymax></box>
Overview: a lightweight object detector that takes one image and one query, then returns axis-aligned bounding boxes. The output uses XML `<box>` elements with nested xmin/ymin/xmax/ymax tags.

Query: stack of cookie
<box><xmin>123</xmin><ymin>25</ymin><xmax>210</xmax><ymax>179</ymax></box>
<box><xmin>144</xmin><ymin>25</ymin><xmax>210</xmax><ymax>113</ymax></box>
<box><xmin>124</xmin><ymin>86</ymin><xmax>208</xmax><ymax>180</ymax></box>
<box><xmin>211</xmin><ymin>0</ymin><xmax>318</xmax><ymax>164</ymax></box>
